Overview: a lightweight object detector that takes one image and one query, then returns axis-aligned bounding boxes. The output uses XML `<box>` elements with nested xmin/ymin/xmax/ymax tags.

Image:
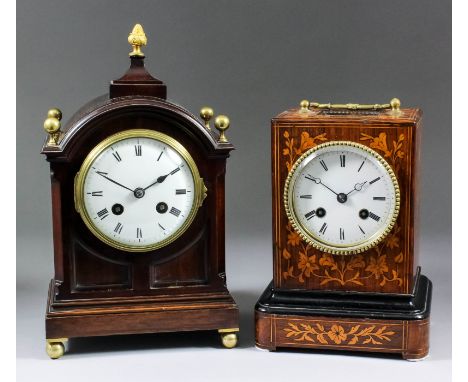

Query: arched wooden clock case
<box><xmin>41</xmin><ymin>26</ymin><xmax>239</xmax><ymax>358</ymax></box>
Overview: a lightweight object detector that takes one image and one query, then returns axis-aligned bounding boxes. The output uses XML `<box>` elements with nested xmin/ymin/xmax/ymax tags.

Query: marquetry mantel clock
<box><xmin>255</xmin><ymin>99</ymin><xmax>432</xmax><ymax>360</ymax></box>
<box><xmin>41</xmin><ymin>24</ymin><xmax>239</xmax><ymax>359</ymax></box>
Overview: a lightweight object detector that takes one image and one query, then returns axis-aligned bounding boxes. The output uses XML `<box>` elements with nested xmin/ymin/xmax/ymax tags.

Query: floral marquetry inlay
<box><xmin>284</xmin><ymin>322</ymin><xmax>397</xmax><ymax>346</ymax></box>
<box><xmin>360</xmin><ymin>132</ymin><xmax>405</xmax><ymax>172</ymax></box>
<box><xmin>282</xmin><ymin>222</ymin><xmax>403</xmax><ymax>286</ymax></box>
<box><xmin>279</xmin><ymin>130</ymin><xmax>407</xmax><ymax>292</ymax></box>
<box><xmin>282</xmin><ymin>131</ymin><xmax>327</xmax><ymax>172</ymax></box>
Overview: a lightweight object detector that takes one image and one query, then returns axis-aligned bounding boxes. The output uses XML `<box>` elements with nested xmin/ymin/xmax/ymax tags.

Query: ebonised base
<box><xmin>255</xmin><ymin>273</ymin><xmax>432</xmax><ymax>360</ymax></box>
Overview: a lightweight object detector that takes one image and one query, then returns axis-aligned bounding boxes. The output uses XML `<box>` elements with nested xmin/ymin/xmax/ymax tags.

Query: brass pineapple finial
<box><xmin>128</xmin><ymin>24</ymin><xmax>147</xmax><ymax>57</ymax></box>
<box><xmin>200</xmin><ymin>107</ymin><xmax>214</xmax><ymax>130</ymax></box>
<box><xmin>214</xmin><ymin>115</ymin><xmax>230</xmax><ymax>143</ymax></box>
<box><xmin>43</xmin><ymin>108</ymin><xmax>63</xmax><ymax>145</ymax></box>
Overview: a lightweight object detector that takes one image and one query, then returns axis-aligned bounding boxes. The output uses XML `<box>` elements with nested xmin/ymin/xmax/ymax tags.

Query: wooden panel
<box><xmin>150</xmin><ymin>229</ymin><xmax>208</xmax><ymax>287</ymax></box>
<box><xmin>255</xmin><ymin>311</ymin><xmax>429</xmax><ymax>359</ymax></box>
<box><xmin>71</xmin><ymin>238</ymin><xmax>131</xmax><ymax>291</ymax></box>
<box><xmin>46</xmin><ymin>281</ymin><xmax>239</xmax><ymax>339</ymax></box>
<box><xmin>47</xmin><ymin>307</ymin><xmax>239</xmax><ymax>338</ymax></box>
<box><xmin>272</xmin><ymin>107</ymin><xmax>421</xmax><ymax>294</ymax></box>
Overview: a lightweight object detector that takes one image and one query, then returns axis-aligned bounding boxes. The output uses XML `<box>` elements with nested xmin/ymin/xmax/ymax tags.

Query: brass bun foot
<box><xmin>46</xmin><ymin>338</ymin><xmax>68</xmax><ymax>359</ymax></box>
<box><xmin>218</xmin><ymin>328</ymin><xmax>239</xmax><ymax>349</ymax></box>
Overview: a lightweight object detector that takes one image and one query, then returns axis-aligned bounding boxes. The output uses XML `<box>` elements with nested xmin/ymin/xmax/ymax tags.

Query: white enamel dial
<box><xmin>75</xmin><ymin>129</ymin><xmax>204</xmax><ymax>252</ymax></box>
<box><xmin>285</xmin><ymin>141</ymin><xmax>400</xmax><ymax>255</ymax></box>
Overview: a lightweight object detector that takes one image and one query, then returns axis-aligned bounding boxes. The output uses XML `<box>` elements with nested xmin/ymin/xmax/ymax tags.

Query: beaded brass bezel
<box><xmin>74</xmin><ymin>129</ymin><xmax>206</xmax><ymax>253</ymax></box>
<box><xmin>284</xmin><ymin>141</ymin><xmax>400</xmax><ymax>255</ymax></box>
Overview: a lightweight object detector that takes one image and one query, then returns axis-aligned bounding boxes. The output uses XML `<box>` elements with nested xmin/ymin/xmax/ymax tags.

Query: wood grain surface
<box><xmin>42</xmin><ymin>56</ymin><xmax>238</xmax><ymax>341</ymax></box>
<box><xmin>271</xmin><ymin>106</ymin><xmax>422</xmax><ymax>294</ymax></box>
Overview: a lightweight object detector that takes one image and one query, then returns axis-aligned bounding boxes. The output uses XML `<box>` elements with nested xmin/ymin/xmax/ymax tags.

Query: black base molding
<box><xmin>255</xmin><ymin>272</ymin><xmax>432</xmax><ymax>359</ymax></box>
<box><xmin>256</xmin><ymin>271</ymin><xmax>432</xmax><ymax>321</ymax></box>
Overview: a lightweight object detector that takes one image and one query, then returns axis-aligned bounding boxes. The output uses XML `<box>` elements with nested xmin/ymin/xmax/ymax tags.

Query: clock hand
<box><xmin>346</xmin><ymin>181</ymin><xmax>368</xmax><ymax>196</ymax></box>
<box><xmin>143</xmin><ymin>174</ymin><xmax>169</xmax><ymax>190</ymax></box>
<box><xmin>306</xmin><ymin>175</ymin><xmax>338</xmax><ymax>196</ymax></box>
<box><xmin>143</xmin><ymin>167</ymin><xmax>179</xmax><ymax>191</ymax></box>
<box><xmin>97</xmin><ymin>172</ymin><xmax>134</xmax><ymax>192</ymax></box>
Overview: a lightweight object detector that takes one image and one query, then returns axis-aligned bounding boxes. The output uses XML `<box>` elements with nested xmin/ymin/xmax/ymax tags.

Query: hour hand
<box><xmin>143</xmin><ymin>174</ymin><xmax>168</xmax><ymax>191</ymax></box>
<box><xmin>143</xmin><ymin>167</ymin><xmax>179</xmax><ymax>191</ymax></box>
<box><xmin>346</xmin><ymin>181</ymin><xmax>368</xmax><ymax>196</ymax></box>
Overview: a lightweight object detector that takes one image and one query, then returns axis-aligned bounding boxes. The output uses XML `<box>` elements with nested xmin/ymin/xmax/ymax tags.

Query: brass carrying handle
<box><xmin>300</xmin><ymin>98</ymin><xmax>401</xmax><ymax>113</ymax></box>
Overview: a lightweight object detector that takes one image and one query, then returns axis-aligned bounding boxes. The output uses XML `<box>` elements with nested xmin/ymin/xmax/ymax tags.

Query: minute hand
<box><xmin>97</xmin><ymin>172</ymin><xmax>134</xmax><ymax>192</ymax></box>
<box><xmin>305</xmin><ymin>175</ymin><xmax>338</xmax><ymax>195</ymax></box>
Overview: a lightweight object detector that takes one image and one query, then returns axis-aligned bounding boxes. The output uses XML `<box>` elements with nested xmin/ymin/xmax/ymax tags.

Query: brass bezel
<box><xmin>74</xmin><ymin>129</ymin><xmax>206</xmax><ymax>253</ymax></box>
<box><xmin>284</xmin><ymin>141</ymin><xmax>400</xmax><ymax>255</ymax></box>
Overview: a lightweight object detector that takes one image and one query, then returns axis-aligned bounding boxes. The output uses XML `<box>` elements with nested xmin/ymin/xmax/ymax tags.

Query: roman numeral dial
<box><xmin>112</xmin><ymin>150</ymin><xmax>122</xmax><ymax>162</ymax></box>
<box><xmin>114</xmin><ymin>222</ymin><xmax>123</xmax><ymax>234</ymax></box>
<box><xmin>76</xmin><ymin>130</ymin><xmax>205</xmax><ymax>252</ymax></box>
<box><xmin>320</xmin><ymin>160</ymin><xmax>328</xmax><ymax>171</ymax></box>
<box><xmin>285</xmin><ymin>141</ymin><xmax>400</xmax><ymax>255</ymax></box>
<box><xmin>87</xmin><ymin>191</ymin><xmax>103</xmax><ymax>196</ymax></box>
<box><xmin>97</xmin><ymin>208</ymin><xmax>109</xmax><ymax>220</ymax></box>
<box><xmin>305</xmin><ymin>210</ymin><xmax>316</xmax><ymax>220</ymax></box>
<box><xmin>135</xmin><ymin>144</ymin><xmax>142</xmax><ymax>156</ymax></box>
<box><xmin>340</xmin><ymin>154</ymin><xmax>346</xmax><ymax>167</ymax></box>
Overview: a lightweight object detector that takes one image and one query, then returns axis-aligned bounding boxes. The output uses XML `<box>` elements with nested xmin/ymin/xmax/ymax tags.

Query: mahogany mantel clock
<box><xmin>255</xmin><ymin>99</ymin><xmax>432</xmax><ymax>360</ymax></box>
<box><xmin>41</xmin><ymin>24</ymin><xmax>239</xmax><ymax>359</ymax></box>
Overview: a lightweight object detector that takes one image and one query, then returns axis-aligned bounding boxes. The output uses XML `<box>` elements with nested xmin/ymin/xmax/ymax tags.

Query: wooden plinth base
<box><xmin>45</xmin><ymin>280</ymin><xmax>239</xmax><ymax>356</ymax></box>
<box><xmin>255</xmin><ymin>274</ymin><xmax>431</xmax><ymax>360</ymax></box>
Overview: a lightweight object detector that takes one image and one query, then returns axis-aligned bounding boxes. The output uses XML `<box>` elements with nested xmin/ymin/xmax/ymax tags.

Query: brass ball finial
<box><xmin>128</xmin><ymin>24</ymin><xmax>147</xmax><ymax>57</ymax></box>
<box><xmin>390</xmin><ymin>98</ymin><xmax>401</xmax><ymax>111</ymax></box>
<box><xmin>200</xmin><ymin>107</ymin><xmax>214</xmax><ymax>130</ymax></box>
<box><xmin>390</xmin><ymin>98</ymin><xmax>401</xmax><ymax>116</ymax></box>
<box><xmin>214</xmin><ymin>115</ymin><xmax>230</xmax><ymax>143</ymax></box>
<box><xmin>44</xmin><ymin>118</ymin><xmax>60</xmax><ymax>134</ymax></box>
<box><xmin>43</xmin><ymin>108</ymin><xmax>63</xmax><ymax>145</ymax></box>
<box><xmin>47</xmin><ymin>108</ymin><xmax>62</xmax><ymax>120</ymax></box>
<box><xmin>300</xmin><ymin>99</ymin><xmax>310</xmax><ymax>111</ymax></box>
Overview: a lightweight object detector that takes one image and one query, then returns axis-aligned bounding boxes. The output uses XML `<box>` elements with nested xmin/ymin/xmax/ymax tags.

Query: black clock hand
<box><xmin>143</xmin><ymin>174</ymin><xmax>169</xmax><ymax>190</ymax></box>
<box><xmin>346</xmin><ymin>181</ymin><xmax>368</xmax><ymax>196</ymax></box>
<box><xmin>143</xmin><ymin>167</ymin><xmax>179</xmax><ymax>191</ymax></box>
<box><xmin>305</xmin><ymin>174</ymin><xmax>339</xmax><ymax>196</ymax></box>
<box><xmin>97</xmin><ymin>172</ymin><xmax>134</xmax><ymax>192</ymax></box>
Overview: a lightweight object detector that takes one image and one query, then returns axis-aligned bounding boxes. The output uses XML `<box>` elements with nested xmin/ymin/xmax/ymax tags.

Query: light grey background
<box><xmin>17</xmin><ymin>0</ymin><xmax>451</xmax><ymax>381</ymax></box>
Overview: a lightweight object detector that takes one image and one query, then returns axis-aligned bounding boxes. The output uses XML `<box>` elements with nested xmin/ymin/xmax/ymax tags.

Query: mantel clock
<box><xmin>255</xmin><ymin>99</ymin><xmax>432</xmax><ymax>360</ymax></box>
<box><xmin>42</xmin><ymin>24</ymin><xmax>239</xmax><ymax>359</ymax></box>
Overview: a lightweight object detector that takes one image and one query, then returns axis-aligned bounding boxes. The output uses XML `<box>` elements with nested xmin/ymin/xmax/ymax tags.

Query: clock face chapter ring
<box><xmin>284</xmin><ymin>141</ymin><xmax>400</xmax><ymax>255</ymax></box>
<box><xmin>74</xmin><ymin>129</ymin><xmax>206</xmax><ymax>253</ymax></box>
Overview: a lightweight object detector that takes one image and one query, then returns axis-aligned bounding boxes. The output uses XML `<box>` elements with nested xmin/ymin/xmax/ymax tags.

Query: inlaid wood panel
<box><xmin>256</xmin><ymin>311</ymin><xmax>429</xmax><ymax>359</ymax></box>
<box><xmin>272</xmin><ymin>108</ymin><xmax>422</xmax><ymax>294</ymax></box>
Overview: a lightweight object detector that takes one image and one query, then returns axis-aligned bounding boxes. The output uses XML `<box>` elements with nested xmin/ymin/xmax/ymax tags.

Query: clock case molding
<box><xmin>42</xmin><ymin>52</ymin><xmax>238</xmax><ymax>347</ymax></box>
<box><xmin>255</xmin><ymin>104</ymin><xmax>432</xmax><ymax>360</ymax></box>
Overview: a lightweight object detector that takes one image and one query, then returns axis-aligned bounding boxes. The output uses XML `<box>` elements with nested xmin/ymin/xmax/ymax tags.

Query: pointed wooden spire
<box><xmin>110</xmin><ymin>23</ymin><xmax>167</xmax><ymax>99</ymax></box>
